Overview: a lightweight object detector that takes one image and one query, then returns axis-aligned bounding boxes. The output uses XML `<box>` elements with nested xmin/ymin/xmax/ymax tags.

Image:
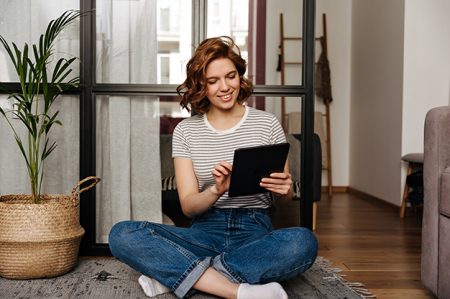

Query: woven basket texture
<box><xmin>0</xmin><ymin>194</ymin><xmax>84</xmax><ymax>279</ymax></box>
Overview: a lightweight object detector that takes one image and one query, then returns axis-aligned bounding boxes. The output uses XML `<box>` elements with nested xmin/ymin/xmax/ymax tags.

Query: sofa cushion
<box><xmin>293</xmin><ymin>180</ymin><xmax>300</xmax><ymax>198</ymax></box>
<box><xmin>160</xmin><ymin>134</ymin><xmax>175</xmax><ymax>178</ymax></box>
<box><xmin>162</xmin><ymin>176</ymin><xmax>177</xmax><ymax>191</ymax></box>
<box><xmin>440</xmin><ymin>167</ymin><xmax>450</xmax><ymax>217</ymax></box>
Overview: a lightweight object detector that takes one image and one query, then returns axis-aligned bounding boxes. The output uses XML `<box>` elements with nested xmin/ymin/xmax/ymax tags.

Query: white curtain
<box><xmin>96</xmin><ymin>0</ymin><xmax>161</xmax><ymax>243</ymax></box>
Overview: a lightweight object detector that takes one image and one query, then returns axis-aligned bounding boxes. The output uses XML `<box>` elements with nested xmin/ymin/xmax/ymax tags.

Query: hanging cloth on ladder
<box><xmin>314</xmin><ymin>37</ymin><xmax>333</xmax><ymax>104</ymax></box>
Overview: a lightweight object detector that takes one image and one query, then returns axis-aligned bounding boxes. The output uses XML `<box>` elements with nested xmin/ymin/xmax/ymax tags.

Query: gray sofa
<box><xmin>422</xmin><ymin>106</ymin><xmax>450</xmax><ymax>298</ymax></box>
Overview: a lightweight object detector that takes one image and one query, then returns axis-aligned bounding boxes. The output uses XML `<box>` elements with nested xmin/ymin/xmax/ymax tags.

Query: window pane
<box><xmin>0</xmin><ymin>0</ymin><xmax>80</xmax><ymax>82</ymax></box>
<box><xmin>160</xmin><ymin>96</ymin><xmax>190</xmax><ymax>135</ymax></box>
<box><xmin>96</xmin><ymin>0</ymin><xmax>192</xmax><ymax>84</ymax></box>
<box><xmin>206</xmin><ymin>0</ymin><xmax>249</xmax><ymax>66</ymax></box>
<box><xmin>206</xmin><ymin>0</ymin><xmax>303</xmax><ymax>86</ymax></box>
<box><xmin>266</xmin><ymin>0</ymin><xmax>304</xmax><ymax>86</ymax></box>
<box><xmin>263</xmin><ymin>96</ymin><xmax>302</xmax><ymax>132</ymax></box>
<box><xmin>95</xmin><ymin>95</ymin><xmax>162</xmax><ymax>243</ymax></box>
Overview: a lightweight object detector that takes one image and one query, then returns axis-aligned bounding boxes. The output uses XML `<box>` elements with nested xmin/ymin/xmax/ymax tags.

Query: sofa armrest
<box><xmin>422</xmin><ymin>106</ymin><xmax>450</xmax><ymax>294</ymax></box>
<box><xmin>424</xmin><ymin>107</ymin><xmax>450</xmax><ymax>205</ymax></box>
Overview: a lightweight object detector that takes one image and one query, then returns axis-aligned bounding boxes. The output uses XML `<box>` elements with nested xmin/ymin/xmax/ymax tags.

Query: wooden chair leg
<box><xmin>400</xmin><ymin>164</ymin><xmax>412</xmax><ymax>218</ymax></box>
<box><xmin>313</xmin><ymin>202</ymin><xmax>317</xmax><ymax>231</ymax></box>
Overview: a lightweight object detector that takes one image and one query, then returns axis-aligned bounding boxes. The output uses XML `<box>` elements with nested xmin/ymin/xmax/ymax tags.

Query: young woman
<box><xmin>109</xmin><ymin>36</ymin><xmax>318</xmax><ymax>299</ymax></box>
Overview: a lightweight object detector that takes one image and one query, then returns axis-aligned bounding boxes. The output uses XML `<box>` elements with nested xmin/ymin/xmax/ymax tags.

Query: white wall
<box><xmin>350</xmin><ymin>0</ymin><xmax>405</xmax><ymax>205</ymax></box>
<box><xmin>351</xmin><ymin>0</ymin><xmax>450</xmax><ymax>206</ymax></box>
<box><xmin>265</xmin><ymin>0</ymin><xmax>352</xmax><ymax>187</ymax></box>
<box><xmin>402</xmin><ymin>0</ymin><xmax>450</xmax><ymax>155</ymax></box>
<box><xmin>401</xmin><ymin>0</ymin><xmax>450</xmax><ymax>205</ymax></box>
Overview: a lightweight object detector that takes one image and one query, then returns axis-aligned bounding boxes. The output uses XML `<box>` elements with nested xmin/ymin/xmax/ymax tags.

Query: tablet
<box><xmin>228</xmin><ymin>143</ymin><xmax>290</xmax><ymax>197</ymax></box>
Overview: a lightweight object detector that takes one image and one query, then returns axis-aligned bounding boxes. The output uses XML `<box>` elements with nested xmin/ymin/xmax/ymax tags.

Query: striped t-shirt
<box><xmin>172</xmin><ymin>105</ymin><xmax>286</xmax><ymax>209</ymax></box>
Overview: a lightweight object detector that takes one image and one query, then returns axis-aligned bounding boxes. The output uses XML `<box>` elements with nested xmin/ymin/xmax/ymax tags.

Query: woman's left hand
<box><xmin>260</xmin><ymin>172</ymin><xmax>292</xmax><ymax>196</ymax></box>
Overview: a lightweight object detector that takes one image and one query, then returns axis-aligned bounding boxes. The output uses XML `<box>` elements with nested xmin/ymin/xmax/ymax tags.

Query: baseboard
<box><xmin>321</xmin><ymin>186</ymin><xmax>348</xmax><ymax>193</ymax></box>
<box><xmin>347</xmin><ymin>187</ymin><xmax>399</xmax><ymax>211</ymax></box>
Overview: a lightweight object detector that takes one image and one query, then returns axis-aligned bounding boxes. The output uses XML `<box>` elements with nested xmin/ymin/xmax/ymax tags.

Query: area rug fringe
<box><xmin>315</xmin><ymin>257</ymin><xmax>377</xmax><ymax>298</ymax></box>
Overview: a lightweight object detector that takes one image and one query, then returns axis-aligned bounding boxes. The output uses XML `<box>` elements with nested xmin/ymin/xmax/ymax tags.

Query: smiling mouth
<box><xmin>220</xmin><ymin>94</ymin><xmax>232</xmax><ymax>100</ymax></box>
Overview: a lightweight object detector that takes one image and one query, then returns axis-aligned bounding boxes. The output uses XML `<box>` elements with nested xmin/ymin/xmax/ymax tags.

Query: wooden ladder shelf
<box><xmin>279</xmin><ymin>13</ymin><xmax>334</xmax><ymax>200</ymax></box>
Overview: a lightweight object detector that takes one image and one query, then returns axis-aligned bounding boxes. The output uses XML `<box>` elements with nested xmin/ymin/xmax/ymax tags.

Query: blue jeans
<box><xmin>109</xmin><ymin>208</ymin><xmax>318</xmax><ymax>298</ymax></box>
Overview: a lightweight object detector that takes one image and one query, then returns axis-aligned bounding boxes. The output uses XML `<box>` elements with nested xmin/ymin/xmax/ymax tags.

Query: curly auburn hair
<box><xmin>176</xmin><ymin>36</ymin><xmax>253</xmax><ymax>114</ymax></box>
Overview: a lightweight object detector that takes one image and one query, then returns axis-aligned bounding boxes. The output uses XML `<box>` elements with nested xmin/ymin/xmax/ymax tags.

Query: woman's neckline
<box><xmin>204</xmin><ymin>105</ymin><xmax>249</xmax><ymax>134</ymax></box>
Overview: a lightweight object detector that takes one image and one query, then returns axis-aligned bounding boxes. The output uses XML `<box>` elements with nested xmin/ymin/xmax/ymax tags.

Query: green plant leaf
<box><xmin>14</xmin><ymin>134</ymin><xmax>31</xmax><ymax>170</ymax></box>
<box><xmin>26</xmin><ymin>58</ymin><xmax>39</xmax><ymax>97</ymax></box>
<box><xmin>12</xmin><ymin>111</ymin><xmax>34</xmax><ymax>137</ymax></box>
<box><xmin>0</xmin><ymin>36</ymin><xmax>19</xmax><ymax>72</ymax></box>
<box><xmin>52</xmin><ymin>57</ymin><xmax>77</xmax><ymax>84</ymax></box>
<box><xmin>12</xmin><ymin>43</ymin><xmax>24</xmax><ymax>83</ymax></box>
<box><xmin>22</xmin><ymin>44</ymin><xmax>29</xmax><ymax>84</ymax></box>
<box><xmin>41</xmin><ymin>139</ymin><xmax>57</xmax><ymax>161</ymax></box>
<box><xmin>42</xmin><ymin>110</ymin><xmax>61</xmax><ymax>135</ymax></box>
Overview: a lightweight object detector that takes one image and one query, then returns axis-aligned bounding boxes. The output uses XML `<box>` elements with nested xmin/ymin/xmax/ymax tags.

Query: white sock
<box><xmin>237</xmin><ymin>282</ymin><xmax>288</xmax><ymax>299</ymax></box>
<box><xmin>138</xmin><ymin>274</ymin><xmax>171</xmax><ymax>297</ymax></box>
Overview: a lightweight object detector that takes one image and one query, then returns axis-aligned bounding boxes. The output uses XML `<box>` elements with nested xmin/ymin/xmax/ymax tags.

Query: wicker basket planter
<box><xmin>0</xmin><ymin>177</ymin><xmax>100</xmax><ymax>279</ymax></box>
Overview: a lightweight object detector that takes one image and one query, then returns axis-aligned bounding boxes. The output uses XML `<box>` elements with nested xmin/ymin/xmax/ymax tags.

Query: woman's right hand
<box><xmin>211</xmin><ymin>160</ymin><xmax>233</xmax><ymax>195</ymax></box>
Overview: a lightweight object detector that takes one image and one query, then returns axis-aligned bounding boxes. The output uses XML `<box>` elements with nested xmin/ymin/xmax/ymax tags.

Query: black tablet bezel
<box><xmin>228</xmin><ymin>143</ymin><xmax>290</xmax><ymax>197</ymax></box>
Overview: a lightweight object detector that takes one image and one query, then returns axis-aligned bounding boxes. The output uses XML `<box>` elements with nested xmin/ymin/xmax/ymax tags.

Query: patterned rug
<box><xmin>0</xmin><ymin>257</ymin><xmax>375</xmax><ymax>298</ymax></box>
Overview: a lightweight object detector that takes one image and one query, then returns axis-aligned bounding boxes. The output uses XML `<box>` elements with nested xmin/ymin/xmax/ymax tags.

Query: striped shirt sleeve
<box><xmin>172</xmin><ymin>120</ymin><xmax>191</xmax><ymax>159</ymax></box>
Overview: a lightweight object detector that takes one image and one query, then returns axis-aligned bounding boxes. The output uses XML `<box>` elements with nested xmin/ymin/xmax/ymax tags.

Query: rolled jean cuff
<box><xmin>174</xmin><ymin>257</ymin><xmax>212</xmax><ymax>298</ymax></box>
<box><xmin>212</xmin><ymin>254</ymin><xmax>246</xmax><ymax>284</ymax></box>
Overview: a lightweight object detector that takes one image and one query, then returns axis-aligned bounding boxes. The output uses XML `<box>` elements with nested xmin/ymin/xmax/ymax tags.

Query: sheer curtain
<box><xmin>0</xmin><ymin>1</ymin><xmax>80</xmax><ymax>196</ymax></box>
<box><xmin>96</xmin><ymin>0</ymin><xmax>161</xmax><ymax>243</ymax></box>
<box><xmin>0</xmin><ymin>0</ymin><xmax>162</xmax><ymax>244</ymax></box>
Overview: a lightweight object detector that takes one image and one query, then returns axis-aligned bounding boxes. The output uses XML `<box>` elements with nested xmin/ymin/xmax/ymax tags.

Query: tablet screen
<box><xmin>228</xmin><ymin>143</ymin><xmax>290</xmax><ymax>197</ymax></box>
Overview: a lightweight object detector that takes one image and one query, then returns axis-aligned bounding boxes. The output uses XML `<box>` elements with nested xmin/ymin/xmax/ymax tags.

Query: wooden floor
<box><xmin>271</xmin><ymin>192</ymin><xmax>435</xmax><ymax>299</ymax></box>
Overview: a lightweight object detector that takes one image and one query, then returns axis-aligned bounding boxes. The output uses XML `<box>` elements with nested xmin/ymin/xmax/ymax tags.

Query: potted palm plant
<box><xmin>0</xmin><ymin>10</ymin><xmax>99</xmax><ymax>279</ymax></box>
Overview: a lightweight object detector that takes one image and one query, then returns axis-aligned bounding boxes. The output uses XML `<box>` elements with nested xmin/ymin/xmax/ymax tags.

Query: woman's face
<box><xmin>205</xmin><ymin>58</ymin><xmax>241</xmax><ymax>112</ymax></box>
